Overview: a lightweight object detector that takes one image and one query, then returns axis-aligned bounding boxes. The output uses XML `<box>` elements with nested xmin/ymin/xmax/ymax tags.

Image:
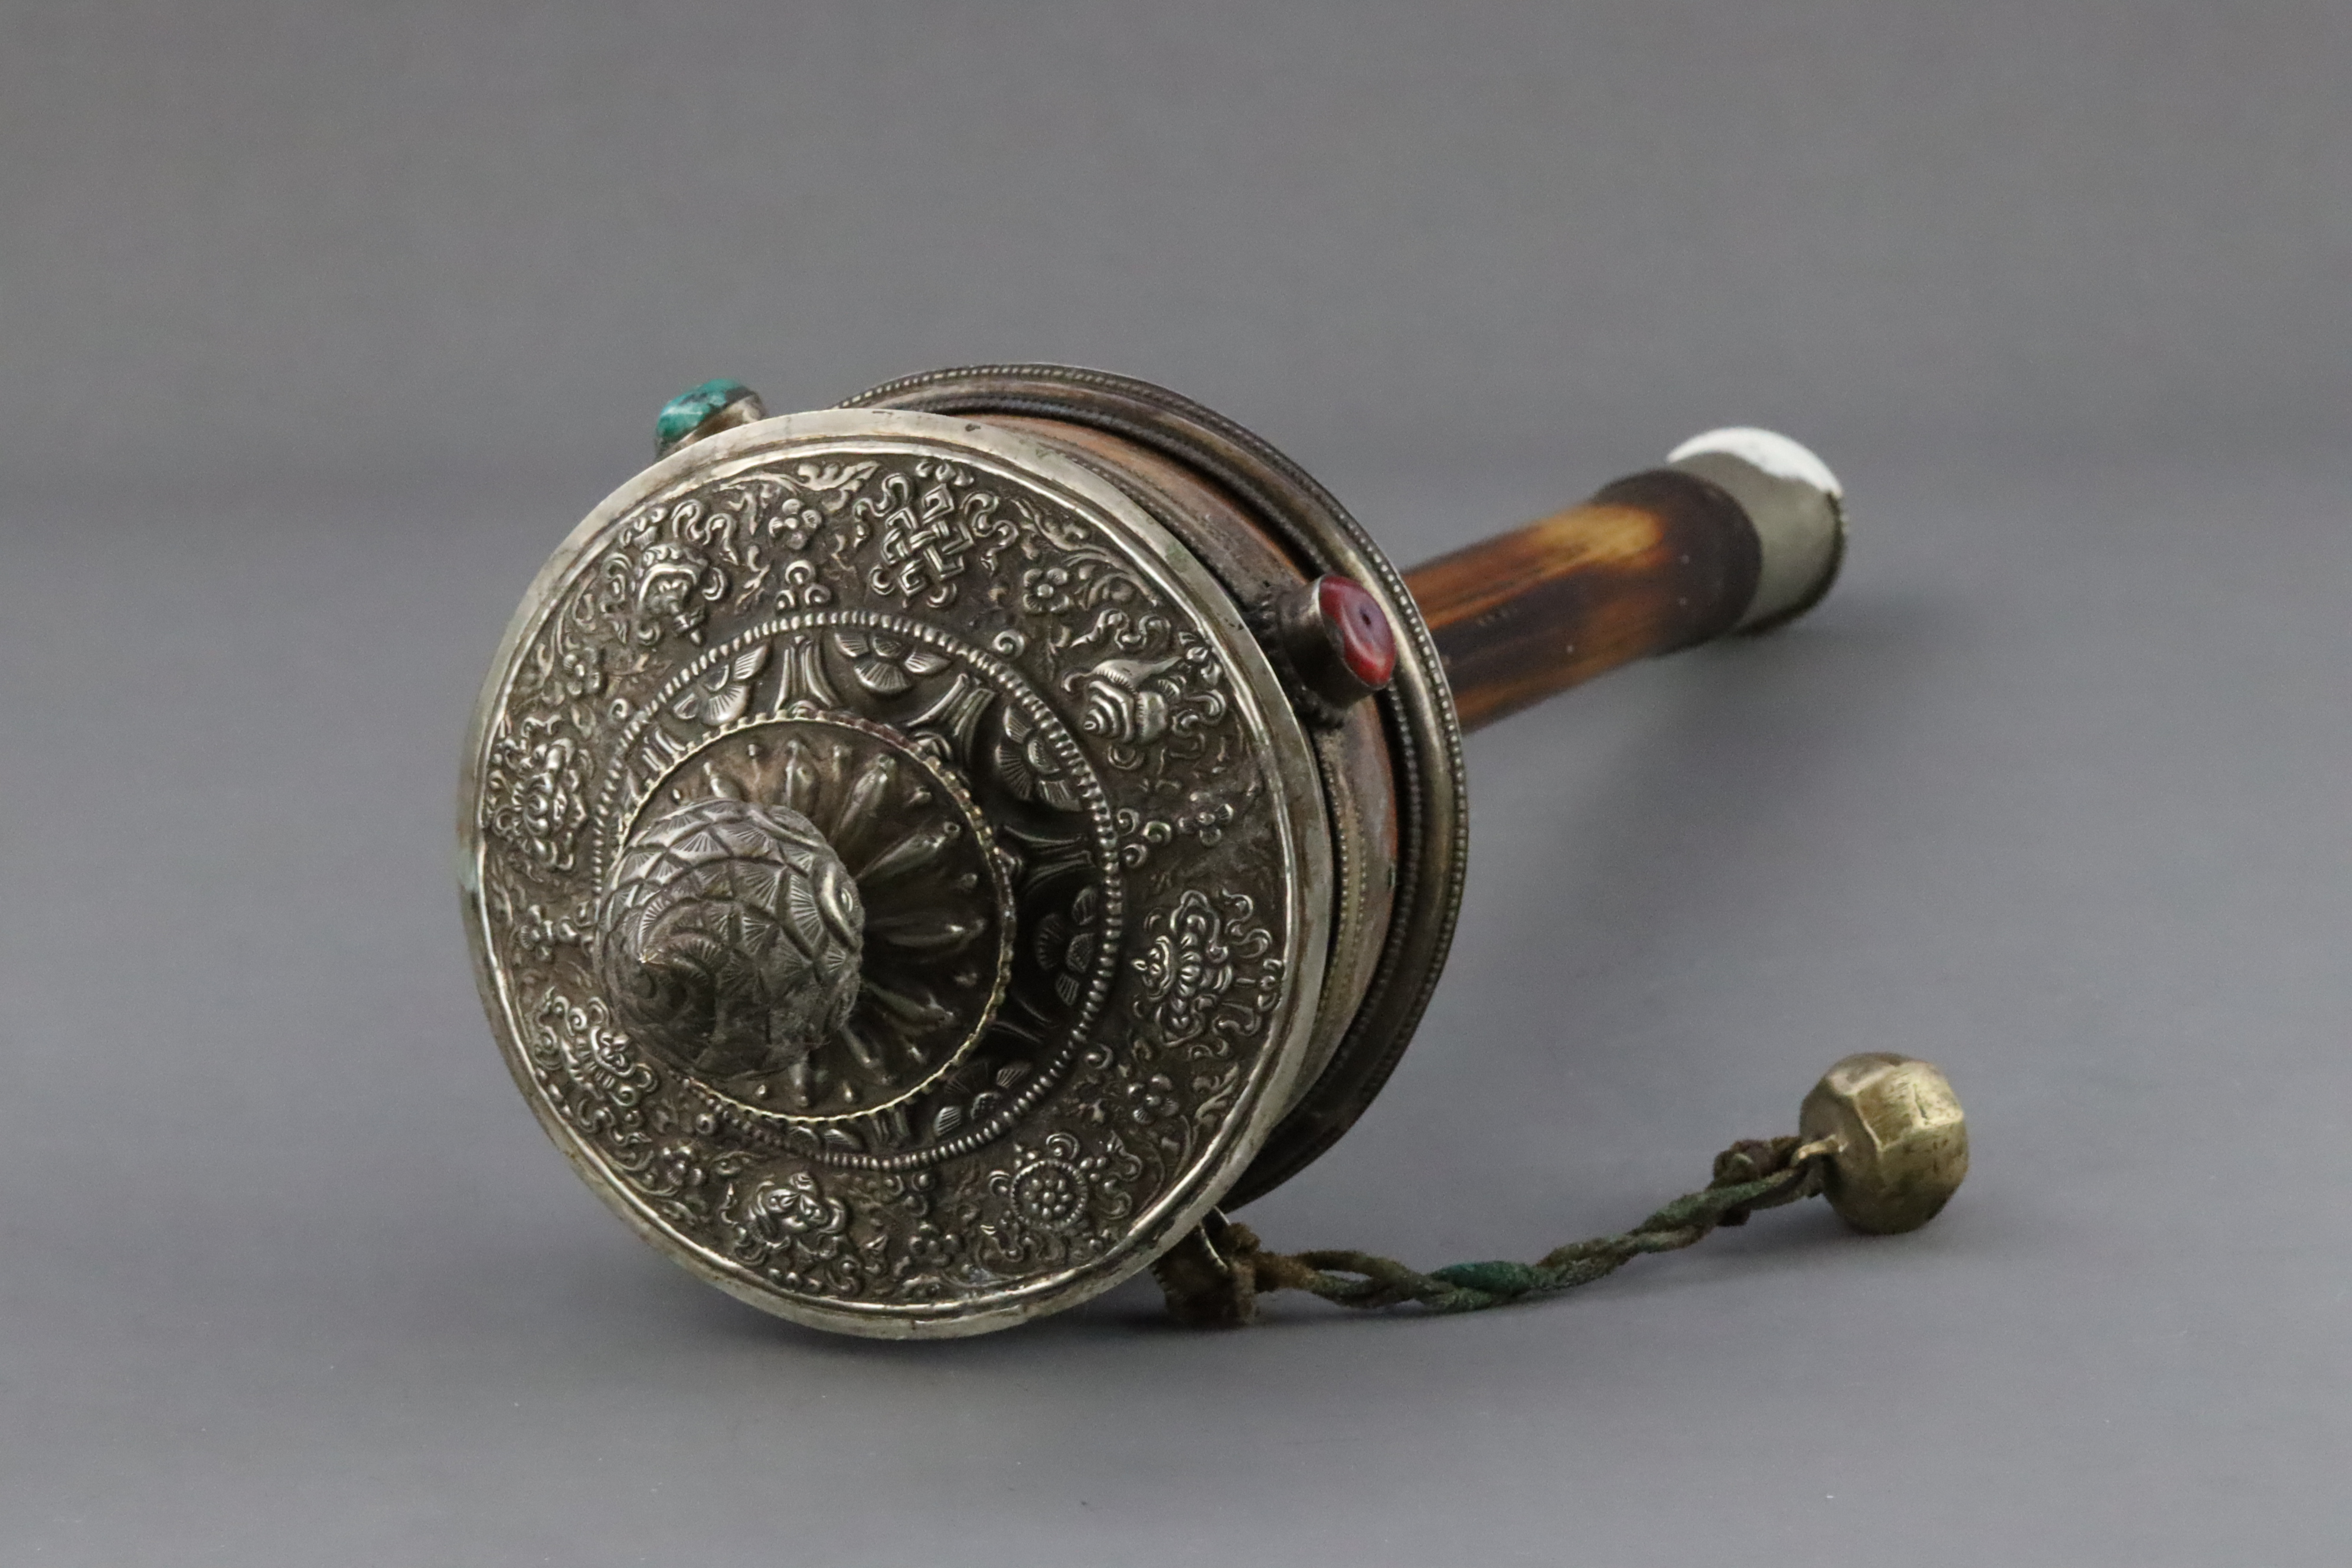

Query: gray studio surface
<box><xmin>2</xmin><ymin>5</ymin><xmax>2346</xmax><ymax>1563</ymax></box>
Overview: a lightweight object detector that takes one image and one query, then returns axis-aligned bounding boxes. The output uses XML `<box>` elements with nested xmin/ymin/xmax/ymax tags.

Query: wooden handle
<box><xmin>1403</xmin><ymin>432</ymin><xmax>1847</xmax><ymax>731</ymax></box>
<box><xmin>1404</xmin><ymin>470</ymin><xmax>1760</xmax><ymax>730</ymax></box>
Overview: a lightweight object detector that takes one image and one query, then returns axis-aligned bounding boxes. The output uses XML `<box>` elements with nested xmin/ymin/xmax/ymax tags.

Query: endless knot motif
<box><xmin>858</xmin><ymin>460</ymin><xmax>1011</xmax><ymax>608</ymax></box>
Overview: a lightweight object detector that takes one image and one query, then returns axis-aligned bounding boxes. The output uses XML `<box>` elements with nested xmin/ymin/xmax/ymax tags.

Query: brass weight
<box><xmin>1801</xmin><ymin>1054</ymin><xmax>1971</xmax><ymax>1234</ymax></box>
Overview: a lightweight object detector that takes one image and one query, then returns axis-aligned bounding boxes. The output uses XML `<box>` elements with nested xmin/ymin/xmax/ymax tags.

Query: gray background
<box><xmin>2</xmin><ymin>2</ymin><xmax>2347</xmax><ymax>1563</ymax></box>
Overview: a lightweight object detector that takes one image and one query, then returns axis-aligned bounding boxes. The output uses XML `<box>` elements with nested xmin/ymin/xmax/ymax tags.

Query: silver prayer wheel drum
<box><xmin>462</xmin><ymin>367</ymin><xmax>1467</xmax><ymax>1336</ymax></box>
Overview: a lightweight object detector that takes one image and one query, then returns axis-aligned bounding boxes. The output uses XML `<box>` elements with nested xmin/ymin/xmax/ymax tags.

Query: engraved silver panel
<box><xmin>462</xmin><ymin>410</ymin><xmax>1331</xmax><ymax>1336</ymax></box>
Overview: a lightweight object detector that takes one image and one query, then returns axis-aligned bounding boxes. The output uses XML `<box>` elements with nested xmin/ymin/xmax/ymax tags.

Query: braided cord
<box><xmin>1155</xmin><ymin>1135</ymin><xmax>1827</xmax><ymax>1326</ymax></box>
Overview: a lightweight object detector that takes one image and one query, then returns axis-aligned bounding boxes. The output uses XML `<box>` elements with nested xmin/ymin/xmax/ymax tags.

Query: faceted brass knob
<box><xmin>1798</xmin><ymin>1053</ymin><xmax>1968</xmax><ymax>1234</ymax></box>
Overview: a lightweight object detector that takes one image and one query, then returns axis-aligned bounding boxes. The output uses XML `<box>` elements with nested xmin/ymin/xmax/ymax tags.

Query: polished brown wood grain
<box><xmin>1404</xmin><ymin>469</ymin><xmax>1762</xmax><ymax>731</ymax></box>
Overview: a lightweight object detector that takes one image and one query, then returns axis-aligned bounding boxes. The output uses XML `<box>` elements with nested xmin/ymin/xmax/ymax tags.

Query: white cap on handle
<box><xmin>1665</xmin><ymin>427</ymin><xmax>1847</xmax><ymax>633</ymax></box>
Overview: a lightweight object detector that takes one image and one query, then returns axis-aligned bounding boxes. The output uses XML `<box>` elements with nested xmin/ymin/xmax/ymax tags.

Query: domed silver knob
<box><xmin>599</xmin><ymin>795</ymin><xmax>866</xmax><ymax>1086</ymax></box>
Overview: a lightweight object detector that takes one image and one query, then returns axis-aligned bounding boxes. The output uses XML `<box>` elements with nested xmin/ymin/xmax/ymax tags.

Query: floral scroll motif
<box><xmin>1016</xmin><ymin>509</ymin><xmax>1151</xmax><ymax>621</ymax></box>
<box><xmin>1132</xmin><ymin>890</ymin><xmax>1282</xmax><ymax>1056</ymax></box>
<box><xmin>723</xmin><ymin>1169</ymin><xmax>851</xmax><ymax>1267</ymax></box>
<box><xmin>514</xmin><ymin>636</ymin><xmax>606</xmax><ymax>710</ymax></box>
<box><xmin>636</xmin><ymin>1139</ymin><xmax>758</xmax><ymax>1216</ymax></box>
<box><xmin>717</xmin><ymin>1169</ymin><xmax>877</xmax><ymax>1296</ymax></box>
<box><xmin>974</xmin><ymin>1131</ymin><xmax>1145</xmax><ymax>1268</ymax></box>
<box><xmin>486</xmin><ymin>711</ymin><xmax>590</xmax><ymax>874</ymax></box>
<box><xmin>713</xmin><ymin>461</ymin><xmax>877</xmax><ymax>550</ymax></box>
<box><xmin>527</xmin><ymin>989</ymin><xmax>659</xmax><ymax>1149</ymax></box>
<box><xmin>506</xmin><ymin>893</ymin><xmax>595</xmax><ymax>961</ymax></box>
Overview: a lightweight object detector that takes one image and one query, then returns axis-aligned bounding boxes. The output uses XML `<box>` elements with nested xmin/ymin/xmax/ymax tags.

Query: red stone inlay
<box><xmin>1315</xmin><ymin>574</ymin><xmax>1397</xmax><ymax>691</ymax></box>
